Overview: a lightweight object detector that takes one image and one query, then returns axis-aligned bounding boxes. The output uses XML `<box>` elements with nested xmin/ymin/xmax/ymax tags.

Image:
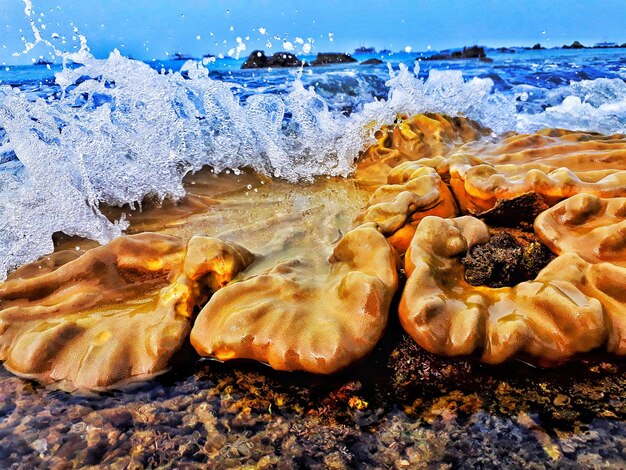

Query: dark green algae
<box><xmin>1</xmin><ymin>312</ymin><xmax>625</xmax><ymax>469</ymax></box>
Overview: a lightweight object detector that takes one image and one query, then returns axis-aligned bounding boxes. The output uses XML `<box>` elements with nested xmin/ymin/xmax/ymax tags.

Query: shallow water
<box><xmin>1</xmin><ymin>318</ymin><xmax>625</xmax><ymax>468</ymax></box>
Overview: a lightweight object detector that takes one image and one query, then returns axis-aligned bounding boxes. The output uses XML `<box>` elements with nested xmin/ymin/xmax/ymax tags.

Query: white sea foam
<box><xmin>1</xmin><ymin>23</ymin><xmax>626</xmax><ymax>279</ymax></box>
<box><xmin>516</xmin><ymin>78</ymin><xmax>626</xmax><ymax>134</ymax></box>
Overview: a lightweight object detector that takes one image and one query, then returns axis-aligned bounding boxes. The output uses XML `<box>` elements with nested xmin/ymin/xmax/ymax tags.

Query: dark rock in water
<box><xmin>531</xmin><ymin>43</ymin><xmax>545</xmax><ymax>50</ymax></box>
<box><xmin>242</xmin><ymin>50</ymin><xmax>268</xmax><ymax>68</ymax></box>
<box><xmin>360</xmin><ymin>58</ymin><xmax>383</xmax><ymax>65</ymax></box>
<box><xmin>389</xmin><ymin>333</ymin><xmax>477</xmax><ymax>398</ymax></box>
<box><xmin>311</xmin><ymin>52</ymin><xmax>358</xmax><ymax>66</ymax></box>
<box><xmin>462</xmin><ymin>229</ymin><xmax>555</xmax><ymax>288</ymax></box>
<box><xmin>355</xmin><ymin>46</ymin><xmax>376</xmax><ymax>54</ymax></box>
<box><xmin>425</xmin><ymin>45</ymin><xmax>490</xmax><ymax>61</ymax></box>
<box><xmin>563</xmin><ymin>41</ymin><xmax>586</xmax><ymax>49</ymax></box>
<box><xmin>241</xmin><ymin>50</ymin><xmax>307</xmax><ymax>69</ymax></box>
<box><xmin>172</xmin><ymin>53</ymin><xmax>196</xmax><ymax>61</ymax></box>
<box><xmin>496</xmin><ymin>47</ymin><xmax>516</xmax><ymax>53</ymax></box>
<box><xmin>473</xmin><ymin>192</ymin><xmax>549</xmax><ymax>226</ymax></box>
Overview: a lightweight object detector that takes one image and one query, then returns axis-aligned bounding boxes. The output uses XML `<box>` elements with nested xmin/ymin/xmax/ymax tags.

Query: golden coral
<box><xmin>3</xmin><ymin>115</ymin><xmax>626</xmax><ymax>391</ymax></box>
<box><xmin>355</xmin><ymin>113</ymin><xmax>488</xmax><ymax>188</ymax></box>
<box><xmin>354</xmin><ymin>165</ymin><xmax>459</xmax><ymax>253</ymax></box>
<box><xmin>399</xmin><ymin>197</ymin><xmax>626</xmax><ymax>365</ymax></box>
<box><xmin>190</xmin><ymin>224</ymin><xmax>398</xmax><ymax>374</ymax></box>
<box><xmin>365</xmin><ymin>124</ymin><xmax>626</xmax><ymax>366</ymax></box>
<box><xmin>449</xmin><ymin>158</ymin><xmax>626</xmax><ymax>214</ymax></box>
<box><xmin>399</xmin><ymin>217</ymin><xmax>601</xmax><ymax>365</ymax></box>
<box><xmin>0</xmin><ymin>233</ymin><xmax>253</xmax><ymax>391</ymax></box>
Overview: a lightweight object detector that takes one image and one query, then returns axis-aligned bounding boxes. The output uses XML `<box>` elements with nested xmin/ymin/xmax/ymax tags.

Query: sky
<box><xmin>1</xmin><ymin>0</ymin><xmax>625</xmax><ymax>65</ymax></box>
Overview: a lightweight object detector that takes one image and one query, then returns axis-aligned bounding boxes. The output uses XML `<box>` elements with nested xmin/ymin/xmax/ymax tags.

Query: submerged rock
<box><xmin>462</xmin><ymin>229</ymin><xmax>554</xmax><ymax>288</ymax></box>
<box><xmin>360</xmin><ymin>58</ymin><xmax>383</xmax><ymax>65</ymax></box>
<box><xmin>311</xmin><ymin>52</ymin><xmax>358</xmax><ymax>66</ymax></box>
<box><xmin>389</xmin><ymin>333</ymin><xmax>477</xmax><ymax>398</ymax></box>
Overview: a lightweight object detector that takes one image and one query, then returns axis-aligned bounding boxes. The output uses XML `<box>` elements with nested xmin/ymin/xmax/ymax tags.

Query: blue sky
<box><xmin>1</xmin><ymin>0</ymin><xmax>625</xmax><ymax>64</ymax></box>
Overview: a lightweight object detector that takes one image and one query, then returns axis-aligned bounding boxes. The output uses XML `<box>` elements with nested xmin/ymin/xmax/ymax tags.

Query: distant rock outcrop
<box><xmin>241</xmin><ymin>50</ymin><xmax>306</xmax><ymax>69</ymax></box>
<box><xmin>562</xmin><ymin>41</ymin><xmax>585</xmax><ymax>49</ymax></box>
<box><xmin>360</xmin><ymin>58</ymin><xmax>384</xmax><ymax>65</ymax></box>
<box><xmin>310</xmin><ymin>53</ymin><xmax>358</xmax><ymax>66</ymax></box>
<box><xmin>531</xmin><ymin>43</ymin><xmax>544</xmax><ymax>50</ymax></box>
<box><xmin>424</xmin><ymin>46</ymin><xmax>490</xmax><ymax>61</ymax></box>
<box><xmin>593</xmin><ymin>42</ymin><xmax>619</xmax><ymax>49</ymax></box>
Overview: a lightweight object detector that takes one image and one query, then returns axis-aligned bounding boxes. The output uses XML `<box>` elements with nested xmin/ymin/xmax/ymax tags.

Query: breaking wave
<box><xmin>0</xmin><ymin>46</ymin><xmax>625</xmax><ymax>279</ymax></box>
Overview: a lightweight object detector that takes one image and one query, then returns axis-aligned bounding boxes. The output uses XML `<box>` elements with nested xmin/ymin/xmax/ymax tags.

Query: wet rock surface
<box><xmin>242</xmin><ymin>50</ymin><xmax>306</xmax><ymax>69</ymax></box>
<box><xmin>1</xmin><ymin>323</ymin><xmax>625</xmax><ymax>469</ymax></box>
<box><xmin>360</xmin><ymin>58</ymin><xmax>384</xmax><ymax>65</ymax></box>
<box><xmin>425</xmin><ymin>45</ymin><xmax>490</xmax><ymax>61</ymax></box>
<box><xmin>462</xmin><ymin>229</ymin><xmax>555</xmax><ymax>288</ymax></box>
<box><xmin>311</xmin><ymin>53</ymin><xmax>358</xmax><ymax>66</ymax></box>
<box><xmin>474</xmin><ymin>192</ymin><xmax>549</xmax><ymax>227</ymax></box>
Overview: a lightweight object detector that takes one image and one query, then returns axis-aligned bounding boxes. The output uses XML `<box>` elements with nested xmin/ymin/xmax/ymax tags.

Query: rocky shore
<box><xmin>241</xmin><ymin>51</ymin><xmax>362</xmax><ymax>69</ymax></box>
<box><xmin>241</xmin><ymin>50</ymin><xmax>306</xmax><ymax>69</ymax></box>
<box><xmin>423</xmin><ymin>45</ymin><xmax>492</xmax><ymax>61</ymax></box>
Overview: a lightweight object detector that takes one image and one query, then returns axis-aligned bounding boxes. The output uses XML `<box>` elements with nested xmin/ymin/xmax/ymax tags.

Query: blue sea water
<box><xmin>0</xmin><ymin>46</ymin><xmax>625</xmax><ymax>278</ymax></box>
<box><xmin>2</xmin><ymin>48</ymin><xmax>625</xmax><ymax>114</ymax></box>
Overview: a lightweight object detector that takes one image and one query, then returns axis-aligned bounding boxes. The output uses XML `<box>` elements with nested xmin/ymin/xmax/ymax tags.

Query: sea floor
<box><xmin>1</xmin><ymin>323</ymin><xmax>625</xmax><ymax>468</ymax></box>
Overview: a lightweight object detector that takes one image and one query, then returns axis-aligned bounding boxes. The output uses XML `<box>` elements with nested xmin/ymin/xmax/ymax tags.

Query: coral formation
<box><xmin>448</xmin><ymin>157</ymin><xmax>626</xmax><ymax>214</ymax></box>
<box><xmin>355</xmin><ymin>165</ymin><xmax>459</xmax><ymax>252</ymax></box>
<box><xmin>355</xmin><ymin>113</ymin><xmax>488</xmax><ymax>187</ymax></box>
<box><xmin>190</xmin><ymin>223</ymin><xmax>398</xmax><ymax>374</ymax></box>
<box><xmin>534</xmin><ymin>193</ymin><xmax>626</xmax><ymax>265</ymax></box>
<box><xmin>2</xmin><ymin>114</ymin><xmax>626</xmax><ymax>390</ymax></box>
<box><xmin>360</xmin><ymin>120</ymin><xmax>626</xmax><ymax>367</ymax></box>
<box><xmin>399</xmin><ymin>201</ymin><xmax>626</xmax><ymax>365</ymax></box>
<box><xmin>0</xmin><ymin>233</ymin><xmax>253</xmax><ymax>391</ymax></box>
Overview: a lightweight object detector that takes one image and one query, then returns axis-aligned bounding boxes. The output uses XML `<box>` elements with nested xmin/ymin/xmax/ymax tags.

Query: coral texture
<box><xmin>399</xmin><ymin>195</ymin><xmax>626</xmax><ymax>365</ymax></box>
<box><xmin>190</xmin><ymin>224</ymin><xmax>398</xmax><ymax>373</ymax></box>
<box><xmin>2</xmin><ymin>115</ymin><xmax>626</xmax><ymax>390</ymax></box>
<box><xmin>0</xmin><ymin>233</ymin><xmax>253</xmax><ymax>391</ymax></box>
